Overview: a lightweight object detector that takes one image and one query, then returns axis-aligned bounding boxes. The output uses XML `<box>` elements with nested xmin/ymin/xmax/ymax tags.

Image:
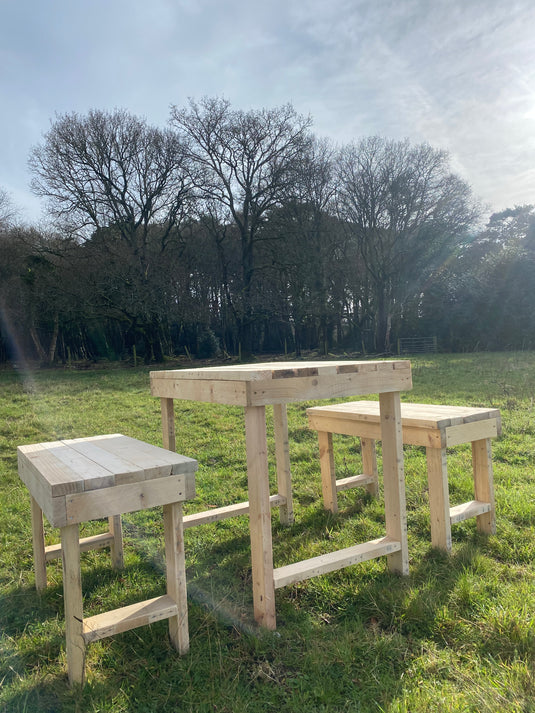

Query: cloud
<box><xmin>1</xmin><ymin>0</ymin><xmax>535</xmax><ymax>222</ymax></box>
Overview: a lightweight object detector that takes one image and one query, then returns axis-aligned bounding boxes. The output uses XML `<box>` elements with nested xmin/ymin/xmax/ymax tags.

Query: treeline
<box><xmin>1</xmin><ymin>99</ymin><xmax>534</xmax><ymax>365</ymax></box>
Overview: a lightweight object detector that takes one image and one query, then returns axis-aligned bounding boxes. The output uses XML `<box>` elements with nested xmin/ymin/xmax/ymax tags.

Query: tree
<box><xmin>480</xmin><ymin>204</ymin><xmax>535</xmax><ymax>247</ymax></box>
<box><xmin>336</xmin><ymin>137</ymin><xmax>480</xmax><ymax>351</ymax></box>
<box><xmin>263</xmin><ymin>137</ymin><xmax>346</xmax><ymax>354</ymax></box>
<box><xmin>28</xmin><ymin>109</ymin><xmax>196</xmax><ymax>361</ymax></box>
<box><xmin>0</xmin><ymin>188</ymin><xmax>17</xmax><ymax>229</ymax></box>
<box><xmin>170</xmin><ymin>97</ymin><xmax>312</xmax><ymax>354</ymax></box>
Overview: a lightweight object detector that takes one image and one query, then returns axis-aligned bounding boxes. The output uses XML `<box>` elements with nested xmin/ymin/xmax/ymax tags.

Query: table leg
<box><xmin>361</xmin><ymin>438</ymin><xmax>379</xmax><ymax>497</ymax></box>
<box><xmin>161</xmin><ymin>397</ymin><xmax>176</xmax><ymax>452</ymax></box>
<box><xmin>379</xmin><ymin>392</ymin><xmax>409</xmax><ymax>575</ymax></box>
<box><xmin>244</xmin><ymin>405</ymin><xmax>276</xmax><ymax>630</ymax></box>
<box><xmin>273</xmin><ymin>403</ymin><xmax>294</xmax><ymax>525</ymax></box>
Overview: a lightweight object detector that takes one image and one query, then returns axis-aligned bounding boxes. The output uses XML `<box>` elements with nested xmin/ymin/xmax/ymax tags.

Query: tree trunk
<box><xmin>47</xmin><ymin>314</ymin><xmax>59</xmax><ymax>363</ymax></box>
<box><xmin>29</xmin><ymin>326</ymin><xmax>47</xmax><ymax>361</ymax></box>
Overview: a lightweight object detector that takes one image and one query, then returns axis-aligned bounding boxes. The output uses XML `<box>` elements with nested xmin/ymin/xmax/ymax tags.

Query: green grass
<box><xmin>1</xmin><ymin>353</ymin><xmax>535</xmax><ymax>712</ymax></box>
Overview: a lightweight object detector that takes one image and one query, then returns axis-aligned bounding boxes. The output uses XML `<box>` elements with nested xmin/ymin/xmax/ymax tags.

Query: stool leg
<box><xmin>61</xmin><ymin>523</ymin><xmax>85</xmax><ymax>686</ymax></box>
<box><xmin>30</xmin><ymin>496</ymin><xmax>47</xmax><ymax>591</ymax></box>
<box><xmin>472</xmin><ymin>438</ymin><xmax>496</xmax><ymax>535</ymax></box>
<box><xmin>379</xmin><ymin>392</ymin><xmax>409</xmax><ymax>575</ymax></box>
<box><xmin>361</xmin><ymin>438</ymin><xmax>379</xmax><ymax>497</ymax></box>
<box><xmin>163</xmin><ymin>502</ymin><xmax>189</xmax><ymax>654</ymax></box>
<box><xmin>318</xmin><ymin>431</ymin><xmax>338</xmax><ymax>514</ymax></box>
<box><xmin>108</xmin><ymin>515</ymin><xmax>124</xmax><ymax>569</ymax></box>
<box><xmin>426</xmin><ymin>447</ymin><xmax>452</xmax><ymax>552</ymax></box>
<box><xmin>273</xmin><ymin>403</ymin><xmax>294</xmax><ymax>525</ymax></box>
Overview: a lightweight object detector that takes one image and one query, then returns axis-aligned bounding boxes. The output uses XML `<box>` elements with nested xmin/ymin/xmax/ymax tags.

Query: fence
<box><xmin>397</xmin><ymin>336</ymin><xmax>437</xmax><ymax>354</ymax></box>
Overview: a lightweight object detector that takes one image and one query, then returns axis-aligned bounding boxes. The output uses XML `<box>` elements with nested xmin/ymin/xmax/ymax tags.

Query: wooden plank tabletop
<box><xmin>150</xmin><ymin>360</ymin><xmax>411</xmax><ymax>382</ymax></box>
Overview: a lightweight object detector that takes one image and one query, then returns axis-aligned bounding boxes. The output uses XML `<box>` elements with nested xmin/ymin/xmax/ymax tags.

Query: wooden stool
<box><xmin>307</xmin><ymin>402</ymin><xmax>501</xmax><ymax>552</ymax></box>
<box><xmin>18</xmin><ymin>434</ymin><xmax>197</xmax><ymax>686</ymax></box>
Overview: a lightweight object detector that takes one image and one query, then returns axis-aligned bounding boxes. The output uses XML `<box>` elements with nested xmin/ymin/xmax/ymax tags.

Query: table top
<box><xmin>150</xmin><ymin>360</ymin><xmax>412</xmax><ymax>406</ymax></box>
<box><xmin>151</xmin><ymin>360</ymin><xmax>409</xmax><ymax>381</ymax></box>
<box><xmin>18</xmin><ymin>434</ymin><xmax>198</xmax><ymax>498</ymax></box>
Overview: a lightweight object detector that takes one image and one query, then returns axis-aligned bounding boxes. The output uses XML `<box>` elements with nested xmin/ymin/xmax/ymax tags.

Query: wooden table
<box><xmin>150</xmin><ymin>360</ymin><xmax>412</xmax><ymax>630</ymax></box>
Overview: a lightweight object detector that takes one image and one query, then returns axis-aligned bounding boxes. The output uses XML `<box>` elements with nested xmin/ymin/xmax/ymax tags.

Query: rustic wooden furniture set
<box><xmin>18</xmin><ymin>434</ymin><xmax>197</xmax><ymax>686</ymax></box>
<box><xmin>307</xmin><ymin>401</ymin><xmax>501</xmax><ymax>552</ymax></box>
<box><xmin>17</xmin><ymin>359</ymin><xmax>502</xmax><ymax>686</ymax></box>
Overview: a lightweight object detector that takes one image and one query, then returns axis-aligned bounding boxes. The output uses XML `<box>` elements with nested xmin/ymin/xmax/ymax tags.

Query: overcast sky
<box><xmin>1</xmin><ymin>0</ymin><xmax>535</xmax><ymax>225</ymax></box>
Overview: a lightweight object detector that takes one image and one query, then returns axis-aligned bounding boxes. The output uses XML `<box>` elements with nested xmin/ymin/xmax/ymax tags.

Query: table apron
<box><xmin>151</xmin><ymin>369</ymin><xmax>412</xmax><ymax>407</ymax></box>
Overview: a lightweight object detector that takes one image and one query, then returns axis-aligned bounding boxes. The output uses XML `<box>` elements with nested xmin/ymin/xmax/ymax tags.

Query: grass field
<box><xmin>1</xmin><ymin>352</ymin><xmax>535</xmax><ymax>712</ymax></box>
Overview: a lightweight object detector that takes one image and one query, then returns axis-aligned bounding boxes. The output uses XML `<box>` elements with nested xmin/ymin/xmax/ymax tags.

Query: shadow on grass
<box><xmin>1</xmin><ymin>506</ymin><xmax>501</xmax><ymax>712</ymax></box>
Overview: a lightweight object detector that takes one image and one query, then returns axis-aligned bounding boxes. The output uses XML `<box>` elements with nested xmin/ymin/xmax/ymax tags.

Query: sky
<box><xmin>1</xmin><ymin>0</ymin><xmax>535</xmax><ymax>225</ymax></box>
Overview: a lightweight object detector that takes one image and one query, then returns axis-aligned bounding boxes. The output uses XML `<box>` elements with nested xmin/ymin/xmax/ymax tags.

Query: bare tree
<box><xmin>336</xmin><ymin>137</ymin><xmax>480</xmax><ymax>352</ymax></box>
<box><xmin>29</xmin><ymin>109</ymin><xmax>194</xmax><ymax>241</ymax></box>
<box><xmin>28</xmin><ymin>109</ymin><xmax>196</xmax><ymax>361</ymax></box>
<box><xmin>265</xmin><ymin>137</ymin><xmax>344</xmax><ymax>354</ymax></box>
<box><xmin>0</xmin><ymin>188</ymin><xmax>17</xmax><ymax>230</ymax></box>
<box><xmin>170</xmin><ymin>97</ymin><xmax>312</xmax><ymax>354</ymax></box>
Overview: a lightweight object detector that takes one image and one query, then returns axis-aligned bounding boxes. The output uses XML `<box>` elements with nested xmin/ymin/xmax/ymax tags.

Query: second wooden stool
<box><xmin>307</xmin><ymin>402</ymin><xmax>501</xmax><ymax>552</ymax></box>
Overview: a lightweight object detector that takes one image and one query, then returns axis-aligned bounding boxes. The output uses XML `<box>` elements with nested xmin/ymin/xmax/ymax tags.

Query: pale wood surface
<box><xmin>361</xmin><ymin>438</ymin><xmax>379</xmax><ymax>497</ymax></box>
<box><xmin>109</xmin><ymin>514</ymin><xmax>124</xmax><ymax>569</ymax></box>
<box><xmin>161</xmin><ymin>398</ymin><xmax>176</xmax><ymax>452</ymax></box>
<box><xmin>335</xmin><ymin>473</ymin><xmax>377</xmax><ymax>492</ymax></box>
<box><xmin>152</xmin><ymin>360</ymin><xmax>410</xmax><ymax>382</ymax></box>
<box><xmin>318</xmin><ymin>430</ymin><xmax>338</xmax><ymax>513</ymax></box>
<box><xmin>317</xmin><ymin>435</ymin><xmax>379</xmax><ymax>513</ymax></box>
<box><xmin>65</xmin><ymin>473</ymin><xmax>193</xmax><ymax>524</ymax></box>
<box><xmin>150</xmin><ymin>360</ymin><xmax>412</xmax><ymax>406</ymax></box>
<box><xmin>273</xmin><ymin>536</ymin><xmax>401</xmax><ymax>589</ymax></box>
<box><xmin>308</xmin><ymin>400</ymin><xmax>501</xmax><ymax>427</ymax></box>
<box><xmin>426</xmin><ymin>446</ymin><xmax>452</xmax><ymax>551</ymax></box>
<box><xmin>449</xmin><ymin>499</ymin><xmax>492</xmax><ymax>524</ymax></box>
<box><xmin>273</xmin><ymin>403</ymin><xmax>293</xmax><ymax>525</ymax></box>
<box><xmin>163</xmin><ymin>502</ymin><xmax>189</xmax><ymax>654</ymax></box>
<box><xmin>183</xmin><ymin>494</ymin><xmax>285</xmax><ymax>529</ymax></box>
<box><xmin>82</xmin><ymin>595</ymin><xmax>179</xmax><ymax>644</ymax></box>
<box><xmin>472</xmin><ymin>438</ymin><xmax>496</xmax><ymax>534</ymax></box>
<box><xmin>379</xmin><ymin>392</ymin><xmax>409</xmax><ymax>575</ymax></box>
<box><xmin>245</xmin><ymin>405</ymin><xmax>276</xmax><ymax>630</ymax></box>
<box><xmin>31</xmin><ymin>496</ymin><xmax>47</xmax><ymax>590</ymax></box>
<box><xmin>61</xmin><ymin>523</ymin><xmax>84</xmax><ymax>685</ymax></box>
<box><xmin>18</xmin><ymin>435</ymin><xmax>197</xmax><ymax>528</ymax></box>
<box><xmin>45</xmin><ymin>532</ymin><xmax>115</xmax><ymax>561</ymax></box>
<box><xmin>20</xmin><ymin>434</ymin><xmax>198</xmax><ymax>686</ymax></box>
<box><xmin>308</xmin><ymin>401</ymin><xmax>501</xmax><ymax>448</ymax></box>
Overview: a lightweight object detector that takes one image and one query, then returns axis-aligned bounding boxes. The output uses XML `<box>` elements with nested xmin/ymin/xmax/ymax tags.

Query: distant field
<box><xmin>1</xmin><ymin>352</ymin><xmax>535</xmax><ymax>712</ymax></box>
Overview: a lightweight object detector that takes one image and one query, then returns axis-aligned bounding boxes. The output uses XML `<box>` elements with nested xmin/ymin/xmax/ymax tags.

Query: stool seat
<box><xmin>307</xmin><ymin>401</ymin><xmax>501</xmax><ymax>552</ymax></box>
<box><xmin>18</xmin><ymin>434</ymin><xmax>197</xmax><ymax>687</ymax></box>
<box><xmin>18</xmin><ymin>434</ymin><xmax>197</xmax><ymax>528</ymax></box>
